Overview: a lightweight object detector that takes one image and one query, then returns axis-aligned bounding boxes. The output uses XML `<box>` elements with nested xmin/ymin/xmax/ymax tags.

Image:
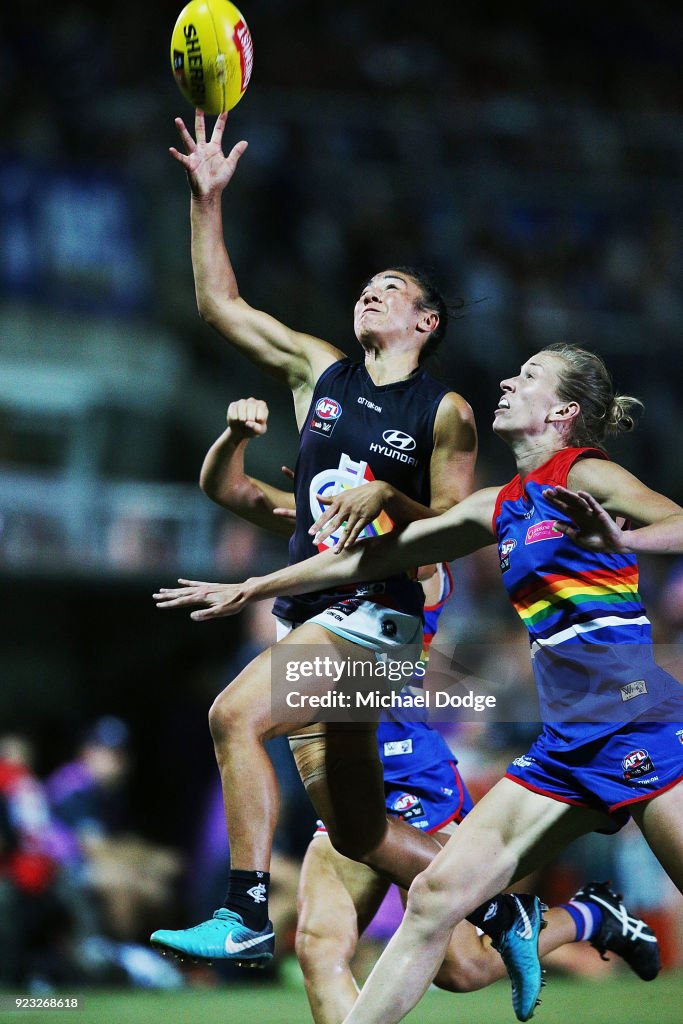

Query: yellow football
<box><xmin>170</xmin><ymin>0</ymin><xmax>253</xmax><ymax>113</ymax></box>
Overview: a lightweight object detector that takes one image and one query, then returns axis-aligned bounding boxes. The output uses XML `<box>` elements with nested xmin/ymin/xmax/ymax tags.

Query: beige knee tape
<box><xmin>288</xmin><ymin>732</ymin><xmax>328</xmax><ymax>789</ymax></box>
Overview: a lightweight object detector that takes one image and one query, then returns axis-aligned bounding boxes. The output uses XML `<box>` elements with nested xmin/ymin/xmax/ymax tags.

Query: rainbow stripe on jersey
<box><xmin>492</xmin><ymin>448</ymin><xmax>681</xmax><ymax>746</ymax></box>
<box><xmin>493</xmin><ymin>448</ymin><xmax>649</xmax><ymax>649</ymax></box>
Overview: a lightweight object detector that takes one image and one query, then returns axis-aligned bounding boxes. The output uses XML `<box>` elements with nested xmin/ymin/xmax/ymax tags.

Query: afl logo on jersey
<box><xmin>310</xmin><ymin>397</ymin><xmax>342</xmax><ymax>437</ymax></box>
<box><xmin>499</xmin><ymin>537</ymin><xmax>516</xmax><ymax>573</ymax></box>
<box><xmin>382</xmin><ymin>429</ymin><xmax>416</xmax><ymax>451</ymax></box>
<box><xmin>316</xmin><ymin>398</ymin><xmax>342</xmax><ymax>420</ymax></box>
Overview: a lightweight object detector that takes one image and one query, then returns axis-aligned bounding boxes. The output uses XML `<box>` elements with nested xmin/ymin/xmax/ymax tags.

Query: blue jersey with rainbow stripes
<box><xmin>273</xmin><ymin>359</ymin><xmax>448</xmax><ymax>624</ymax></box>
<box><xmin>493</xmin><ymin>447</ymin><xmax>681</xmax><ymax>748</ymax></box>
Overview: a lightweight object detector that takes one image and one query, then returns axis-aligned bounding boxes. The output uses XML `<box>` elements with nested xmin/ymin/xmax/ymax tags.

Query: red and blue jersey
<box><xmin>493</xmin><ymin>447</ymin><xmax>682</xmax><ymax>748</ymax></box>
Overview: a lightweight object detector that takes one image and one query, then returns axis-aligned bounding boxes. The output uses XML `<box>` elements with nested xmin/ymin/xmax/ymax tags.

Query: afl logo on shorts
<box><xmin>392</xmin><ymin>792</ymin><xmax>425</xmax><ymax>821</ymax></box>
<box><xmin>310</xmin><ymin>397</ymin><xmax>342</xmax><ymax>437</ymax></box>
<box><xmin>316</xmin><ymin>398</ymin><xmax>342</xmax><ymax>419</ymax></box>
<box><xmin>622</xmin><ymin>748</ymin><xmax>655</xmax><ymax>780</ymax></box>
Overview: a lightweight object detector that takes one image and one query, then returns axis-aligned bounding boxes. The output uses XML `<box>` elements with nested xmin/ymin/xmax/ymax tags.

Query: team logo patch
<box><xmin>392</xmin><ymin>793</ymin><xmax>425</xmax><ymax>821</ymax></box>
<box><xmin>525</xmin><ymin>520</ymin><xmax>563</xmax><ymax>544</ymax></box>
<box><xmin>310</xmin><ymin>397</ymin><xmax>342</xmax><ymax>437</ymax></box>
<box><xmin>676</xmin><ymin>729</ymin><xmax>683</xmax><ymax>745</ymax></box>
<box><xmin>511</xmin><ymin>755</ymin><xmax>535</xmax><ymax>768</ymax></box>
<box><xmin>499</xmin><ymin>538</ymin><xmax>516</xmax><ymax>572</ymax></box>
<box><xmin>622</xmin><ymin>748</ymin><xmax>655</xmax><ymax>780</ymax></box>
<box><xmin>620</xmin><ymin>679</ymin><xmax>648</xmax><ymax>702</ymax></box>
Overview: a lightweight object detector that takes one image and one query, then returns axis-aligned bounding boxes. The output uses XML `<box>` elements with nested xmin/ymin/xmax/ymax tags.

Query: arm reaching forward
<box><xmin>153</xmin><ymin>487</ymin><xmax>500</xmax><ymax>620</ymax></box>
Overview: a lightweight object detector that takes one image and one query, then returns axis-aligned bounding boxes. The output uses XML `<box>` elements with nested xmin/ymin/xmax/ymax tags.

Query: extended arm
<box><xmin>170</xmin><ymin>110</ymin><xmax>343</xmax><ymax>401</ymax></box>
<box><xmin>154</xmin><ymin>487</ymin><xmax>499</xmax><ymax>619</ymax></box>
<box><xmin>545</xmin><ymin>458</ymin><xmax>683</xmax><ymax>554</ymax></box>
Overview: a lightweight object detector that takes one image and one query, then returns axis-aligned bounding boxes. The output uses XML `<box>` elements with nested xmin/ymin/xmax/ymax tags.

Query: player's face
<box><xmin>353</xmin><ymin>271</ymin><xmax>432</xmax><ymax>347</ymax></box>
<box><xmin>494</xmin><ymin>352</ymin><xmax>567</xmax><ymax>440</ymax></box>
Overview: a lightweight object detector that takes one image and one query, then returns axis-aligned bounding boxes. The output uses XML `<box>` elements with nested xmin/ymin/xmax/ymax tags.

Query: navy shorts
<box><xmin>505</xmin><ymin>702</ymin><xmax>683</xmax><ymax>825</ymax></box>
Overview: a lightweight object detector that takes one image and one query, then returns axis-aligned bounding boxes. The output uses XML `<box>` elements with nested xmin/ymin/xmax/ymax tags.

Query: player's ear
<box><xmin>417</xmin><ymin>311</ymin><xmax>439</xmax><ymax>335</ymax></box>
<box><xmin>547</xmin><ymin>401</ymin><xmax>580</xmax><ymax>425</ymax></box>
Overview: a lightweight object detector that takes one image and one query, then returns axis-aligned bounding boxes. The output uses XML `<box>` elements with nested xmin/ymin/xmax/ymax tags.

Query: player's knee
<box><xmin>208</xmin><ymin>687</ymin><xmax>253</xmax><ymax>744</ymax></box>
<box><xmin>406</xmin><ymin>868</ymin><xmax>457</xmax><ymax>932</ymax></box>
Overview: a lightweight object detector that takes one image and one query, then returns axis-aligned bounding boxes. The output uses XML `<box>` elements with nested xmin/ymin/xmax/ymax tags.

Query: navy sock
<box><xmin>224</xmin><ymin>870</ymin><xmax>270</xmax><ymax>931</ymax></box>
<box><xmin>466</xmin><ymin>894</ymin><xmax>516</xmax><ymax>942</ymax></box>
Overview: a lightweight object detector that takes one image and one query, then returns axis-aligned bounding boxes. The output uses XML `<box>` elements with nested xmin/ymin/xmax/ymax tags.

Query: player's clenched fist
<box><xmin>227</xmin><ymin>397</ymin><xmax>269</xmax><ymax>440</ymax></box>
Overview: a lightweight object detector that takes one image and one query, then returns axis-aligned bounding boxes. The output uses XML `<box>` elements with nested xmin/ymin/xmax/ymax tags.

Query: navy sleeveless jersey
<box><xmin>493</xmin><ymin>447</ymin><xmax>682</xmax><ymax>748</ymax></box>
<box><xmin>273</xmin><ymin>359</ymin><xmax>449</xmax><ymax>623</ymax></box>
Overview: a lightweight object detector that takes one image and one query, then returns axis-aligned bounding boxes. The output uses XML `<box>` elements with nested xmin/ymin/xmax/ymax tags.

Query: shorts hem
<box><xmin>427</xmin><ymin>762</ymin><xmax>469</xmax><ymax>833</ymax></box>
<box><xmin>504</xmin><ymin>773</ymin><xmax>591</xmax><ymax>808</ymax></box>
<box><xmin>609</xmin><ymin>772</ymin><xmax>683</xmax><ymax>812</ymax></box>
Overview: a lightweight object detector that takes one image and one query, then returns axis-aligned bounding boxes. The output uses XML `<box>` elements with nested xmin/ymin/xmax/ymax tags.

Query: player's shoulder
<box><xmin>435</xmin><ymin>389</ymin><xmax>475</xmax><ymax>425</ymax></box>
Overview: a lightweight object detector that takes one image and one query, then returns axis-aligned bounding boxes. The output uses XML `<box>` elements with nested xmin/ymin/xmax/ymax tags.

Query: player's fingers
<box><xmin>273</xmin><ymin>507</ymin><xmax>296</xmax><ymax>519</ymax></box>
<box><xmin>311</xmin><ymin>509</ymin><xmax>344</xmax><ymax>540</ymax></box>
<box><xmin>309</xmin><ymin>506</ymin><xmax>337</xmax><ymax>534</ymax></box>
<box><xmin>194</xmin><ymin>108</ymin><xmax>206</xmax><ymax>144</ymax></box>
<box><xmin>577</xmin><ymin>491</ymin><xmax>605</xmax><ymax>515</ymax></box>
<box><xmin>191</xmin><ymin>602</ymin><xmax>238</xmax><ymax>621</ymax></box>
<box><xmin>341</xmin><ymin>517</ymin><xmax>368</xmax><ymax>549</ymax></box>
<box><xmin>212</xmin><ymin>111</ymin><xmax>228</xmax><ymax>144</ymax></box>
<box><xmin>226</xmin><ymin>139</ymin><xmax>248</xmax><ymax>171</ymax></box>
<box><xmin>334</xmin><ymin>517</ymin><xmax>359</xmax><ymax>552</ymax></box>
<box><xmin>174</xmin><ymin>117</ymin><xmax>196</xmax><ymax>152</ymax></box>
<box><xmin>281</xmin><ymin>465</ymin><xmax>295</xmax><ymax>480</ymax></box>
<box><xmin>168</xmin><ymin>146</ymin><xmax>191</xmax><ymax>166</ymax></box>
<box><xmin>313</xmin><ymin>518</ymin><xmax>345</xmax><ymax>545</ymax></box>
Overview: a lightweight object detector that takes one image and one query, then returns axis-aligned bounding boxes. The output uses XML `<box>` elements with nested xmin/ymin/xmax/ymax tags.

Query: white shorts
<box><xmin>276</xmin><ymin>598</ymin><xmax>423</xmax><ymax>661</ymax></box>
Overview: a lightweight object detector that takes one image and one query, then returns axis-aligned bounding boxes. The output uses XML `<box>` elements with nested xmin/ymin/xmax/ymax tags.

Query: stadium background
<box><xmin>1</xmin><ymin>0</ymin><xmax>681</xmax><ymax>1016</ymax></box>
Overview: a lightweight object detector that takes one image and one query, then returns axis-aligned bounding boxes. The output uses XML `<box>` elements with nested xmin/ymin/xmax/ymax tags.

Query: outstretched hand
<box><xmin>543</xmin><ymin>486</ymin><xmax>627</xmax><ymax>553</ymax></box>
<box><xmin>169</xmin><ymin>109</ymin><xmax>248</xmax><ymax>199</ymax></box>
<box><xmin>153</xmin><ymin>578</ymin><xmax>254</xmax><ymax>620</ymax></box>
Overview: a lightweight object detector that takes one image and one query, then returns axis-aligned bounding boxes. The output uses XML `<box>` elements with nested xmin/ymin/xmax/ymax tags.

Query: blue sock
<box><xmin>562</xmin><ymin>899</ymin><xmax>604</xmax><ymax>942</ymax></box>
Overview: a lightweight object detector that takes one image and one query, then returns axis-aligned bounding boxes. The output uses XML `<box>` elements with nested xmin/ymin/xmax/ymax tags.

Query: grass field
<box><xmin>3</xmin><ymin>973</ymin><xmax>681</xmax><ymax>1024</ymax></box>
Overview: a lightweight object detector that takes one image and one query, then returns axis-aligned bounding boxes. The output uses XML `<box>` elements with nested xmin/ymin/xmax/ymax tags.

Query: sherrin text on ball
<box><xmin>171</xmin><ymin>0</ymin><xmax>253</xmax><ymax>113</ymax></box>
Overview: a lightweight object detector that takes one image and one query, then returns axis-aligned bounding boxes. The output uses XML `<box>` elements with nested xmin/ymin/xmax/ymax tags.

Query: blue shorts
<box><xmin>315</xmin><ymin>758</ymin><xmax>473</xmax><ymax>838</ymax></box>
<box><xmin>385</xmin><ymin>758</ymin><xmax>473</xmax><ymax>832</ymax></box>
<box><xmin>506</xmin><ymin>701</ymin><xmax>683</xmax><ymax>827</ymax></box>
